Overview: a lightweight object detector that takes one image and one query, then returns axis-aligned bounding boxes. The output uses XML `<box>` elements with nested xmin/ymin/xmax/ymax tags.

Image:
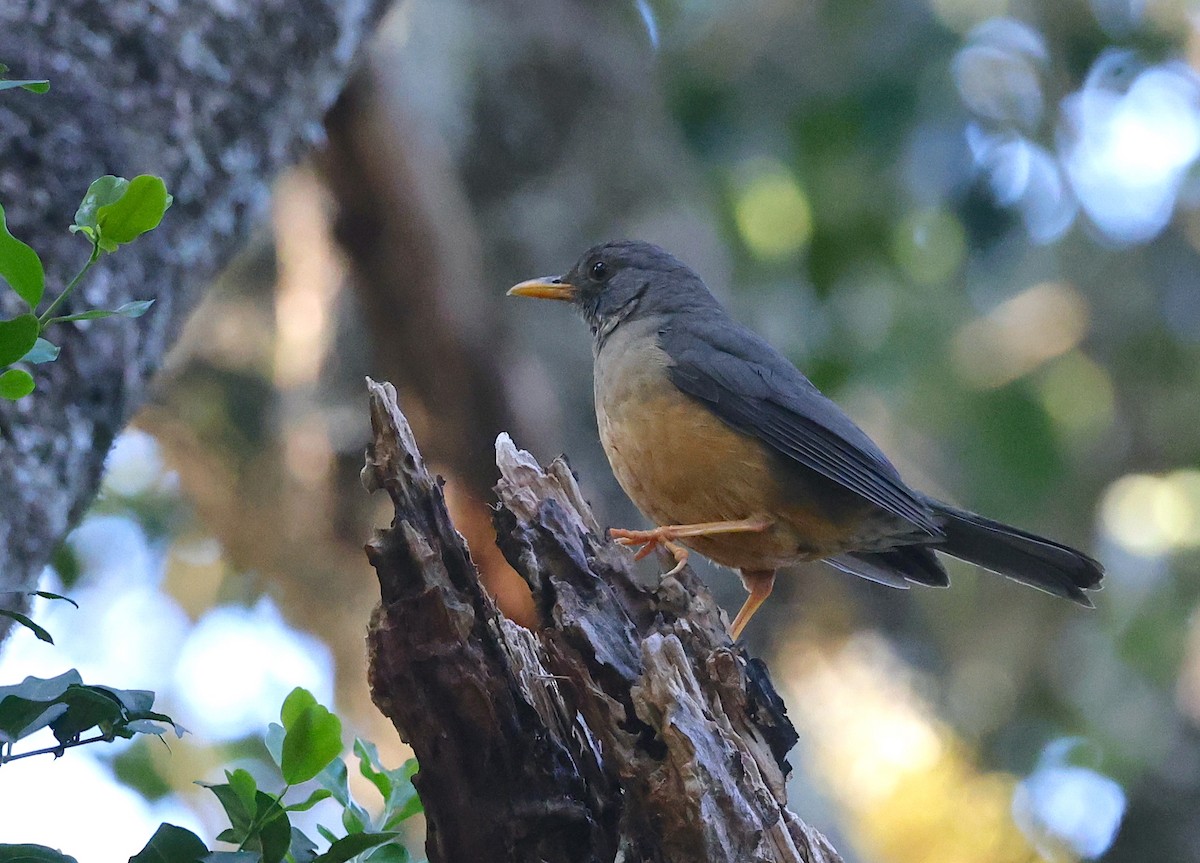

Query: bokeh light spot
<box><xmin>0</xmin><ymin>751</ymin><xmax>203</xmax><ymax>863</ymax></box>
<box><xmin>172</xmin><ymin>597</ymin><xmax>334</xmax><ymax>740</ymax></box>
<box><xmin>1062</xmin><ymin>51</ymin><xmax>1200</xmax><ymax>244</ymax></box>
<box><xmin>102</xmin><ymin>429</ymin><xmax>165</xmax><ymax>497</ymax></box>
<box><xmin>966</xmin><ymin>128</ymin><xmax>1077</xmax><ymax>243</ymax></box>
<box><xmin>1013</xmin><ymin>739</ymin><xmax>1125</xmax><ymax>860</ymax></box>
<box><xmin>952</xmin><ymin>281</ymin><xmax>1089</xmax><ymax>388</ymax></box>
<box><xmin>891</xmin><ymin>208</ymin><xmax>966</xmax><ymax>285</ymax></box>
<box><xmin>733</xmin><ymin>162</ymin><xmax>813</xmax><ymax>261</ymax></box>
<box><xmin>1035</xmin><ymin>351</ymin><xmax>1115</xmax><ymax>441</ymax></box>
<box><xmin>1099</xmin><ymin>470</ymin><xmax>1200</xmax><ymax>556</ymax></box>
<box><xmin>930</xmin><ymin>0</ymin><xmax>1012</xmax><ymax>34</ymax></box>
<box><xmin>952</xmin><ymin>18</ymin><xmax>1047</xmax><ymax>128</ymax></box>
<box><xmin>70</xmin><ymin>514</ymin><xmax>157</xmax><ymax>588</ymax></box>
<box><xmin>780</xmin><ymin>632</ymin><xmax>1038</xmax><ymax>862</ymax></box>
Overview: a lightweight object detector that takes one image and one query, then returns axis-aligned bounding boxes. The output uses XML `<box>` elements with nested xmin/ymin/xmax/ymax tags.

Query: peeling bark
<box><xmin>362</xmin><ymin>378</ymin><xmax>843</xmax><ymax>863</ymax></box>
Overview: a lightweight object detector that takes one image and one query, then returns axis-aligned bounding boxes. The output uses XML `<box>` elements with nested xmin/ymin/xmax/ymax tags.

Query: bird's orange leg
<box><xmin>729</xmin><ymin>569</ymin><xmax>776</xmax><ymax>641</ymax></box>
<box><xmin>609</xmin><ymin>518</ymin><xmax>771</xmax><ymax>577</ymax></box>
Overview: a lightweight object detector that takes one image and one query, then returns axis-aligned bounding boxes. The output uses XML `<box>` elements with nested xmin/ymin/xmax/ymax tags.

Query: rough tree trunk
<box><xmin>0</xmin><ymin>0</ymin><xmax>388</xmax><ymax>638</ymax></box>
<box><xmin>361</xmin><ymin>378</ymin><xmax>844</xmax><ymax>863</ymax></box>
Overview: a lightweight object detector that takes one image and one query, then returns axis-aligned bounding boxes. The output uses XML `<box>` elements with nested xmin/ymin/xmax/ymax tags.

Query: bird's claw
<box><xmin>610</xmin><ymin>518</ymin><xmax>770</xmax><ymax>576</ymax></box>
<box><xmin>609</xmin><ymin>527</ymin><xmax>690</xmax><ymax>575</ymax></box>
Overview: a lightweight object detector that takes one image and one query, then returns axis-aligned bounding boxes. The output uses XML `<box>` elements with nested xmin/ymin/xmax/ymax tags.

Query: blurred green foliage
<box><xmin>648</xmin><ymin>1</ymin><xmax>1200</xmax><ymax>858</ymax></box>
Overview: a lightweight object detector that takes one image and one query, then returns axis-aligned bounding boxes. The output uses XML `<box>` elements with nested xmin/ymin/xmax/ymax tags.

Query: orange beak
<box><xmin>507</xmin><ymin>277</ymin><xmax>576</xmax><ymax>302</ymax></box>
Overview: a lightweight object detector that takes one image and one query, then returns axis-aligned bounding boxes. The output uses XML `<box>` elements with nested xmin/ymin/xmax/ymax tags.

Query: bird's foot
<box><xmin>609</xmin><ymin>528</ymin><xmax>691</xmax><ymax>576</ymax></box>
<box><xmin>609</xmin><ymin>518</ymin><xmax>772</xmax><ymax>577</ymax></box>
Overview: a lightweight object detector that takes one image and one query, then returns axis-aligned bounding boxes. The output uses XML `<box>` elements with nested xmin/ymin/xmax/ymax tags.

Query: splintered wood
<box><xmin>361</xmin><ymin>377</ymin><xmax>843</xmax><ymax>863</ymax></box>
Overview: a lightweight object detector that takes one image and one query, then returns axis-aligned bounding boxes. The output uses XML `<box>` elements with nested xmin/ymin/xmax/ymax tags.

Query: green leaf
<box><xmin>74</xmin><ymin>176</ymin><xmax>129</xmax><ymax>234</ymax></box>
<box><xmin>95</xmin><ymin>175</ymin><xmax>172</xmax><ymax>248</ymax></box>
<box><xmin>284</xmin><ymin>788</ymin><xmax>332</xmax><ymax>812</ymax></box>
<box><xmin>0</xmin><ymin>609</ymin><xmax>53</xmax><ymax>643</ymax></box>
<box><xmin>52</xmin><ymin>300</ymin><xmax>156</xmax><ymax>325</ymax></box>
<box><xmin>0</xmin><ymin>368</ymin><xmax>34</xmax><ymax>400</ymax></box>
<box><xmin>364</xmin><ymin>845</ymin><xmax>411</xmax><ymax>863</ymax></box>
<box><xmin>279</xmin><ymin>688</ymin><xmax>317</xmax><ymax>730</ymax></box>
<box><xmin>0</xmin><ymin>844</ymin><xmax>79</xmax><ymax>863</ymax></box>
<box><xmin>353</xmin><ymin>740</ymin><xmax>422</xmax><ymax>826</ymax></box>
<box><xmin>124</xmin><ymin>718</ymin><xmax>181</xmax><ymax>737</ymax></box>
<box><xmin>314</xmin><ymin>826</ymin><xmax>338</xmax><ymax>846</ymax></box>
<box><xmin>0</xmin><ymin>671</ymin><xmax>81</xmax><ymax>702</ymax></box>
<box><xmin>227</xmin><ymin>768</ymin><xmax>259</xmax><ymax>816</ymax></box>
<box><xmin>353</xmin><ymin>739</ymin><xmax>391</xmax><ymax>802</ymax></box>
<box><xmin>45</xmin><ymin>310</ymin><xmax>115</xmax><ymax>324</ymax></box>
<box><xmin>264</xmin><ymin>722</ymin><xmax>285</xmax><ymax>767</ymax></box>
<box><xmin>199</xmin><ymin>853</ymin><xmax>259</xmax><ymax>863</ymax></box>
<box><xmin>0</xmin><ymin>673</ymin><xmax>178</xmax><ymax>748</ymax></box>
<box><xmin>95</xmin><ymin>685</ymin><xmax>156</xmax><ymax>716</ymax></box>
<box><xmin>207</xmin><ymin>786</ymin><xmax>290</xmax><ymax>863</ymax></box>
<box><xmin>289</xmin><ymin>829</ymin><xmax>318</xmax><ymax>863</ymax></box>
<box><xmin>313</xmin><ymin>752</ymin><xmax>351</xmax><ymax>806</ymax></box>
<box><xmin>32</xmin><ymin>591</ymin><xmax>78</xmax><ymax>608</ymax></box>
<box><xmin>49</xmin><ymin>685</ymin><xmax>124</xmax><ymax>743</ymax></box>
<box><xmin>51</xmin><ymin>543</ymin><xmax>82</xmax><ymax>589</ymax></box>
<box><xmin>0</xmin><ymin>80</ymin><xmax>50</xmax><ymax>93</ymax></box>
<box><xmin>383</xmin><ymin>792</ymin><xmax>423</xmax><ymax>830</ymax></box>
<box><xmin>250</xmin><ymin>791</ymin><xmax>291</xmax><ymax>863</ymax></box>
<box><xmin>313</xmin><ymin>833</ymin><xmax>400</xmax><ymax>863</ymax></box>
<box><xmin>20</xmin><ymin>338</ymin><xmax>58</xmax><ymax>364</ymax></box>
<box><xmin>0</xmin><ymin>671</ymin><xmax>80</xmax><ymax>743</ymax></box>
<box><xmin>280</xmin><ymin>691</ymin><xmax>342</xmax><ymax>785</ymax></box>
<box><xmin>340</xmin><ymin>803</ymin><xmax>369</xmax><ymax>835</ymax></box>
<box><xmin>0</xmin><ymin>203</ymin><xmax>45</xmax><ymax>307</ymax></box>
<box><xmin>128</xmin><ymin>823</ymin><xmax>208</xmax><ymax>863</ymax></box>
<box><xmin>0</xmin><ymin>314</ymin><xmax>39</xmax><ymax>366</ymax></box>
<box><xmin>0</xmin><ymin>701</ymin><xmax>67</xmax><ymax>745</ymax></box>
<box><xmin>261</xmin><ymin>819</ymin><xmax>291</xmax><ymax>863</ymax></box>
<box><xmin>383</xmin><ymin>789</ymin><xmax>423</xmax><ymax>830</ymax></box>
<box><xmin>117</xmin><ymin>299</ymin><xmax>154</xmax><ymax>317</ymax></box>
<box><xmin>199</xmin><ymin>782</ymin><xmax>253</xmax><ymax>837</ymax></box>
<box><xmin>0</xmin><ymin>368</ymin><xmax>35</xmax><ymax>400</ymax></box>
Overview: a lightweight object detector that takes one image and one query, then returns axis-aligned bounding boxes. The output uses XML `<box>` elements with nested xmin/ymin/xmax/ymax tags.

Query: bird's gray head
<box><xmin>508</xmin><ymin>240</ymin><xmax>722</xmax><ymax>342</ymax></box>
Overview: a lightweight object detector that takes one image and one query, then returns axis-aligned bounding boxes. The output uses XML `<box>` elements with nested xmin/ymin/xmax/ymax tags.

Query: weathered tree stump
<box><xmin>361</xmin><ymin>378</ymin><xmax>844</xmax><ymax>863</ymax></box>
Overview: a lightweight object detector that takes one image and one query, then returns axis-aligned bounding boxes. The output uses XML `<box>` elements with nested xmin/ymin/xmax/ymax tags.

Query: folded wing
<box><xmin>661</xmin><ymin>318</ymin><xmax>941</xmax><ymax>536</ymax></box>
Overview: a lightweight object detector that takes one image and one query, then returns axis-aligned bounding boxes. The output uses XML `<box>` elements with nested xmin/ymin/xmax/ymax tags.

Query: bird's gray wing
<box><xmin>661</xmin><ymin>318</ymin><xmax>940</xmax><ymax>535</ymax></box>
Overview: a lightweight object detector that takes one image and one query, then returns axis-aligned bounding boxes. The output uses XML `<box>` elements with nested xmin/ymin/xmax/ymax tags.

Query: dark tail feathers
<box><xmin>828</xmin><ymin>546</ymin><xmax>950</xmax><ymax>589</ymax></box>
<box><xmin>929</xmin><ymin>500</ymin><xmax>1103</xmax><ymax>606</ymax></box>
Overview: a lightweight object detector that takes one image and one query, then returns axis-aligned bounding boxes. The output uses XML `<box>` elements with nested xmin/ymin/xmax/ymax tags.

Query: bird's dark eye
<box><xmin>589</xmin><ymin>260</ymin><xmax>609</xmax><ymax>282</ymax></box>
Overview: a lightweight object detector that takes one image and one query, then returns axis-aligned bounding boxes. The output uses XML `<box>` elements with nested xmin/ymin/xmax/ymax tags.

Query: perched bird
<box><xmin>508</xmin><ymin>240</ymin><xmax>1103</xmax><ymax>639</ymax></box>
